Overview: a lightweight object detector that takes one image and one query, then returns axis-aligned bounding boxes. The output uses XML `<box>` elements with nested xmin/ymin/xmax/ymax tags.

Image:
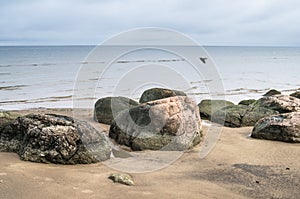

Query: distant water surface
<box><xmin>0</xmin><ymin>46</ymin><xmax>299</xmax><ymax>110</ymax></box>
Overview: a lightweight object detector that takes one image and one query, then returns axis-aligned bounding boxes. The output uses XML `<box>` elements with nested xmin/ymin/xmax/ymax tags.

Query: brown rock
<box><xmin>251</xmin><ymin>112</ymin><xmax>300</xmax><ymax>143</ymax></box>
<box><xmin>256</xmin><ymin>95</ymin><xmax>300</xmax><ymax>113</ymax></box>
<box><xmin>109</xmin><ymin>96</ymin><xmax>202</xmax><ymax>151</ymax></box>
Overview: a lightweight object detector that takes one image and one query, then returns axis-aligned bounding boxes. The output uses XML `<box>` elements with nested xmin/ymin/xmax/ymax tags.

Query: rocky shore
<box><xmin>0</xmin><ymin>87</ymin><xmax>299</xmax><ymax>198</ymax></box>
<box><xmin>1</xmin><ymin>88</ymin><xmax>300</xmax><ymax>165</ymax></box>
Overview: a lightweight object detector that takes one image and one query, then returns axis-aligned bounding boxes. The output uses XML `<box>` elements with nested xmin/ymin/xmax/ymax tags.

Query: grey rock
<box><xmin>251</xmin><ymin>112</ymin><xmax>300</xmax><ymax>143</ymax></box>
<box><xmin>263</xmin><ymin>89</ymin><xmax>281</xmax><ymax>96</ymax></box>
<box><xmin>290</xmin><ymin>91</ymin><xmax>300</xmax><ymax>99</ymax></box>
<box><xmin>94</xmin><ymin>96</ymin><xmax>139</xmax><ymax>125</ymax></box>
<box><xmin>108</xmin><ymin>173</ymin><xmax>134</xmax><ymax>186</ymax></box>
<box><xmin>1</xmin><ymin>113</ymin><xmax>111</xmax><ymax>164</ymax></box>
<box><xmin>238</xmin><ymin>99</ymin><xmax>257</xmax><ymax>106</ymax></box>
<box><xmin>256</xmin><ymin>95</ymin><xmax>300</xmax><ymax>113</ymax></box>
<box><xmin>109</xmin><ymin>96</ymin><xmax>202</xmax><ymax>151</ymax></box>
<box><xmin>212</xmin><ymin>105</ymin><xmax>278</xmax><ymax>127</ymax></box>
<box><xmin>139</xmin><ymin>88</ymin><xmax>186</xmax><ymax>103</ymax></box>
<box><xmin>0</xmin><ymin>112</ymin><xmax>22</xmax><ymax>152</ymax></box>
<box><xmin>198</xmin><ymin>100</ymin><xmax>234</xmax><ymax>120</ymax></box>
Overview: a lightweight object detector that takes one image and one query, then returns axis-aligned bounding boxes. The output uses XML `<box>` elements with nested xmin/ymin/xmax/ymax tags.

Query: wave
<box><xmin>116</xmin><ymin>58</ymin><xmax>185</xmax><ymax>64</ymax></box>
<box><xmin>0</xmin><ymin>59</ymin><xmax>185</xmax><ymax>68</ymax></box>
<box><xmin>0</xmin><ymin>85</ymin><xmax>27</xmax><ymax>91</ymax></box>
<box><xmin>0</xmin><ymin>95</ymin><xmax>73</xmax><ymax>105</ymax></box>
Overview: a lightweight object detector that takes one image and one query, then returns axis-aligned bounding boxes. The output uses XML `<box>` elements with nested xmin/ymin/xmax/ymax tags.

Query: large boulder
<box><xmin>251</xmin><ymin>112</ymin><xmax>300</xmax><ymax>143</ymax></box>
<box><xmin>0</xmin><ymin>112</ymin><xmax>22</xmax><ymax>152</ymax></box>
<box><xmin>1</xmin><ymin>114</ymin><xmax>111</xmax><ymax>164</ymax></box>
<box><xmin>212</xmin><ymin>105</ymin><xmax>278</xmax><ymax>127</ymax></box>
<box><xmin>263</xmin><ymin>89</ymin><xmax>281</xmax><ymax>96</ymax></box>
<box><xmin>139</xmin><ymin>88</ymin><xmax>186</xmax><ymax>103</ymax></box>
<box><xmin>198</xmin><ymin>100</ymin><xmax>234</xmax><ymax>120</ymax></box>
<box><xmin>256</xmin><ymin>95</ymin><xmax>300</xmax><ymax>113</ymax></box>
<box><xmin>94</xmin><ymin>96</ymin><xmax>139</xmax><ymax>125</ymax></box>
<box><xmin>109</xmin><ymin>96</ymin><xmax>202</xmax><ymax>151</ymax></box>
<box><xmin>290</xmin><ymin>91</ymin><xmax>300</xmax><ymax>99</ymax></box>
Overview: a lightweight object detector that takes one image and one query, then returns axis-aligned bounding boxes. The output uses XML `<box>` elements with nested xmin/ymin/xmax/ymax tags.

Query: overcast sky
<box><xmin>0</xmin><ymin>0</ymin><xmax>300</xmax><ymax>46</ymax></box>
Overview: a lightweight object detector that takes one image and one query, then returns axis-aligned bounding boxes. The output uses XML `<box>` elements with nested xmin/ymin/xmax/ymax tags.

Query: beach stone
<box><xmin>8</xmin><ymin>114</ymin><xmax>111</xmax><ymax>164</ymax></box>
<box><xmin>108</xmin><ymin>173</ymin><xmax>134</xmax><ymax>186</ymax></box>
<box><xmin>198</xmin><ymin>100</ymin><xmax>234</xmax><ymax>120</ymax></box>
<box><xmin>0</xmin><ymin>112</ymin><xmax>22</xmax><ymax>152</ymax></box>
<box><xmin>290</xmin><ymin>91</ymin><xmax>300</xmax><ymax>99</ymax></box>
<box><xmin>212</xmin><ymin>105</ymin><xmax>278</xmax><ymax>127</ymax></box>
<box><xmin>263</xmin><ymin>89</ymin><xmax>281</xmax><ymax>96</ymax></box>
<box><xmin>251</xmin><ymin>112</ymin><xmax>300</xmax><ymax>143</ymax></box>
<box><xmin>139</xmin><ymin>88</ymin><xmax>186</xmax><ymax>103</ymax></box>
<box><xmin>238</xmin><ymin>99</ymin><xmax>257</xmax><ymax>106</ymax></box>
<box><xmin>109</xmin><ymin>96</ymin><xmax>202</xmax><ymax>151</ymax></box>
<box><xmin>256</xmin><ymin>95</ymin><xmax>300</xmax><ymax>113</ymax></box>
<box><xmin>94</xmin><ymin>96</ymin><xmax>139</xmax><ymax>125</ymax></box>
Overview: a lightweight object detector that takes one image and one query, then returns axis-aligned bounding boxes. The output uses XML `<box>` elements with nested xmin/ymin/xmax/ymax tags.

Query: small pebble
<box><xmin>286</xmin><ymin>167</ymin><xmax>290</xmax><ymax>170</ymax></box>
<box><xmin>108</xmin><ymin>173</ymin><xmax>134</xmax><ymax>186</ymax></box>
<box><xmin>255</xmin><ymin>180</ymin><xmax>260</xmax><ymax>184</ymax></box>
<box><xmin>0</xmin><ymin>180</ymin><xmax>3</xmax><ymax>183</ymax></box>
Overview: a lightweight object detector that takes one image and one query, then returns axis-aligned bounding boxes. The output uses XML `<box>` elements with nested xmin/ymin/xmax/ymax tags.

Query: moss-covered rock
<box><xmin>94</xmin><ymin>96</ymin><xmax>139</xmax><ymax>125</ymax></box>
<box><xmin>212</xmin><ymin>105</ymin><xmax>278</xmax><ymax>128</ymax></box>
<box><xmin>139</xmin><ymin>88</ymin><xmax>186</xmax><ymax>103</ymax></box>
<box><xmin>198</xmin><ymin>99</ymin><xmax>234</xmax><ymax>120</ymax></box>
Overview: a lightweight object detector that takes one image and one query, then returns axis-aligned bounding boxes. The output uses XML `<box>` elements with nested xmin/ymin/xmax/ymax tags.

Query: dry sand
<box><xmin>0</xmin><ymin>108</ymin><xmax>299</xmax><ymax>199</ymax></box>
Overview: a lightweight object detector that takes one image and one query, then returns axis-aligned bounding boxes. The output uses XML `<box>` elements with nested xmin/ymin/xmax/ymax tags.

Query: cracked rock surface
<box><xmin>0</xmin><ymin>113</ymin><xmax>111</xmax><ymax>164</ymax></box>
<box><xmin>256</xmin><ymin>94</ymin><xmax>300</xmax><ymax>113</ymax></box>
<box><xmin>251</xmin><ymin>112</ymin><xmax>300</xmax><ymax>143</ymax></box>
<box><xmin>109</xmin><ymin>96</ymin><xmax>202</xmax><ymax>151</ymax></box>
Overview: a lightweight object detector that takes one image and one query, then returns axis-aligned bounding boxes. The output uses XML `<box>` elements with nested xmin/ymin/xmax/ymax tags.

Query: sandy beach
<box><xmin>0</xmin><ymin>108</ymin><xmax>299</xmax><ymax>199</ymax></box>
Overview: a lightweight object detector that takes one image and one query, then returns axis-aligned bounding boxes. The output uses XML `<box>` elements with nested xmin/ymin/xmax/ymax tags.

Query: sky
<box><xmin>0</xmin><ymin>0</ymin><xmax>300</xmax><ymax>46</ymax></box>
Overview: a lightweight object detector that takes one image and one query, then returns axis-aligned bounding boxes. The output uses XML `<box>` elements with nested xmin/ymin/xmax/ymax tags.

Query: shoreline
<box><xmin>1</xmin><ymin>108</ymin><xmax>299</xmax><ymax>198</ymax></box>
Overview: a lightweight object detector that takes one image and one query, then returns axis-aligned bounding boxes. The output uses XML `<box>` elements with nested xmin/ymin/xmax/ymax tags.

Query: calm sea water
<box><xmin>0</xmin><ymin>46</ymin><xmax>299</xmax><ymax>110</ymax></box>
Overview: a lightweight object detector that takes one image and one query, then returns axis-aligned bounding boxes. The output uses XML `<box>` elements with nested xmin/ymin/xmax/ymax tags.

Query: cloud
<box><xmin>0</xmin><ymin>0</ymin><xmax>299</xmax><ymax>45</ymax></box>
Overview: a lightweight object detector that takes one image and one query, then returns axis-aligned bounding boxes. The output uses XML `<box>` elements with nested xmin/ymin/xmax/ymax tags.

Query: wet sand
<box><xmin>0</xmin><ymin>108</ymin><xmax>299</xmax><ymax>199</ymax></box>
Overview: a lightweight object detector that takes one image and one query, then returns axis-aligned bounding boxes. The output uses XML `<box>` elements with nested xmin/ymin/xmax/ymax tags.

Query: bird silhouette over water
<box><xmin>199</xmin><ymin>57</ymin><xmax>208</xmax><ymax>64</ymax></box>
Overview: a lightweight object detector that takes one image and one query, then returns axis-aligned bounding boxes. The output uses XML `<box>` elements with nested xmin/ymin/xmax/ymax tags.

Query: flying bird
<box><xmin>199</xmin><ymin>57</ymin><xmax>208</xmax><ymax>64</ymax></box>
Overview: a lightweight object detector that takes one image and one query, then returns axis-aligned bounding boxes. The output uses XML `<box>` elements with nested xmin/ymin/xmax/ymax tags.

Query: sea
<box><xmin>1</xmin><ymin>46</ymin><xmax>300</xmax><ymax>110</ymax></box>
